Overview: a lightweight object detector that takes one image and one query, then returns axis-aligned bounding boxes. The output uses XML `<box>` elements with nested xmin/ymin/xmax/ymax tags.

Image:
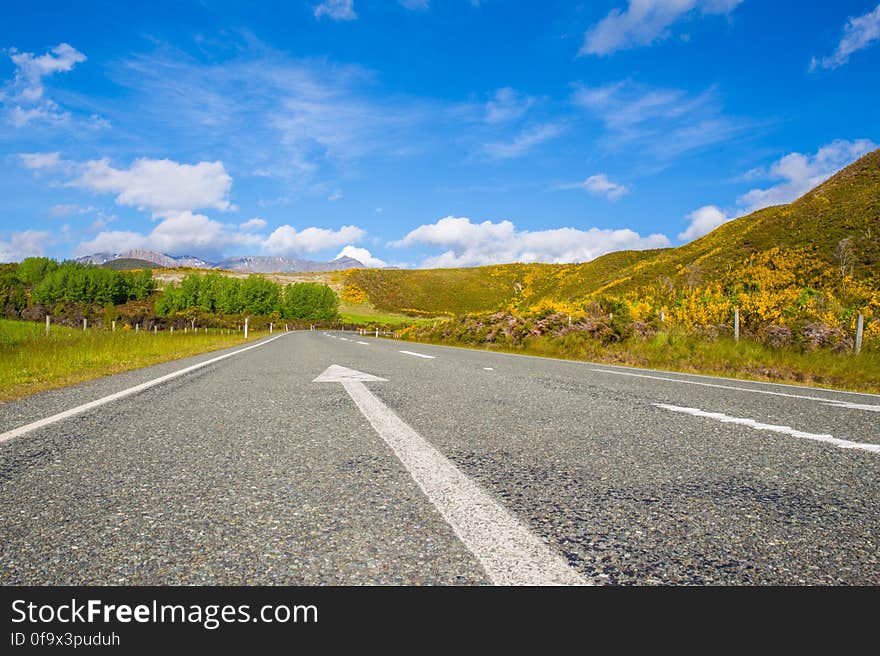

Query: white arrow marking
<box><xmin>314</xmin><ymin>364</ymin><xmax>586</xmax><ymax>586</ymax></box>
<box><xmin>0</xmin><ymin>333</ymin><xmax>289</xmax><ymax>444</ymax></box>
<box><xmin>655</xmin><ymin>403</ymin><xmax>880</xmax><ymax>454</ymax></box>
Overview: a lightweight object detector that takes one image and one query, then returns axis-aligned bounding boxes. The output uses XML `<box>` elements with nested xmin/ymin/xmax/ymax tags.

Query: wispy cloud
<box><xmin>481</xmin><ymin>122</ymin><xmax>565</xmax><ymax>159</ymax></box>
<box><xmin>572</xmin><ymin>79</ymin><xmax>747</xmax><ymax>159</ymax></box>
<box><xmin>314</xmin><ymin>0</ymin><xmax>357</xmax><ymax>21</ymax></box>
<box><xmin>810</xmin><ymin>3</ymin><xmax>880</xmax><ymax>71</ymax></box>
<box><xmin>484</xmin><ymin>87</ymin><xmax>536</xmax><ymax>124</ymax></box>
<box><xmin>580</xmin><ymin>0</ymin><xmax>744</xmax><ymax>56</ymax></box>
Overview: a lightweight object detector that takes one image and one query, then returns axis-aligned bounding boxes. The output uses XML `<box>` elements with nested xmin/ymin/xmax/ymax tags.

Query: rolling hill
<box><xmin>346</xmin><ymin>149</ymin><xmax>880</xmax><ymax>317</ymax></box>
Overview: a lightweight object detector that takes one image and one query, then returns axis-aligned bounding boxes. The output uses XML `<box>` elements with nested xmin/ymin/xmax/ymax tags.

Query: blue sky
<box><xmin>1</xmin><ymin>0</ymin><xmax>878</xmax><ymax>267</ymax></box>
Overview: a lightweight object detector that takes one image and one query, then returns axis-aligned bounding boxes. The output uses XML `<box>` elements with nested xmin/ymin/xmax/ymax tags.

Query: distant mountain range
<box><xmin>75</xmin><ymin>249</ymin><xmax>369</xmax><ymax>273</ymax></box>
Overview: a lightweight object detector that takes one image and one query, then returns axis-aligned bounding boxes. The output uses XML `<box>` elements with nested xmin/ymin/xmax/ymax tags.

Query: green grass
<box><xmin>399</xmin><ymin>330</ymin><xmax>880</xmax><ymax>394</ymax></box>
<box><xmin>0</xmin><ymin>319</ymin><xmax>263</xmax><ymax>401</ymax></box>
<box><xmin>338</xmin><ymin>300</ymin><xmax>443</xmax><ymax>326</ymax></box>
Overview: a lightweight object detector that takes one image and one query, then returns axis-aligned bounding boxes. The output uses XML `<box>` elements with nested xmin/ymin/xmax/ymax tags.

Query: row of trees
<box><xmin>155</xmin><ymin>272</ymin><xmax>338</xmax><ymax>321</ymax></box>
<box><xmin>2</xmin><ymin>258</ymin><xmax>155</xmax><ymax>311</ymax></box>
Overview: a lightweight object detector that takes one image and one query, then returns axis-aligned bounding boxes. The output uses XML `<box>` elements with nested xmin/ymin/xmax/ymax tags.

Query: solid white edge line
<box><xmin>340</xmin><ymin>378</ymin><xmax>586</xmax><ymax>586</ymax></box>
<box><xmin>591</xmin><ymin>368</ymin><xmax>880</xmax><ymax>411</ymax></box>
<box><xmin>0</xmin><ymin>333</ymin><xmax>288</xmax><ymax>444</ymax></box>
<box><xmin>654</xmin><ymin>403</ymin><xmax>880</xmax><ymax>454</ymax></box>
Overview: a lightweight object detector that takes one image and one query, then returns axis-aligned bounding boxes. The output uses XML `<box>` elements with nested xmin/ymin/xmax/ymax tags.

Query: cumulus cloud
<box><xmin>0</xmin><ymin>230</ymin><xmax>53</xmax><ymax>263</ymax></box>
<box><xmin>75</xmin><ymin>212</ymin><xmax>261</xmax><ymax>259</ymax></box>
<box><xmin>736</xmin><ymin>138</ymin><xmax>877</xmax><ymax>212</ymax></box>
<box><xmin>811</xmin><ymin>3</ymin><xmax>880</xmax><ymax>70</ymax></box>
<box><xmin>580</xmin><ymin>0</ymin><xmax>744</xmax><ymax>56</ymax></box>
<box><xmin>314</xmin><ymin>0</ymin><xmax>357</xmax><ymax>21</ymax></box>
<box><xmin>240</xmin><ymin>218</ymin><xmax>267</xmax><ymax>231</ymax></box>
<box><xmin>2</xmin><ymin>43</ymin><xmax>87</xmax><ymax>126</ymax></box>
<box><xmin>72</xmin><ymin>158</ymin><xmax>234</xmax><ymax>217</ymax></box>
<box><xmin>391</xmin><ymin>216</ymin><xmax>670</xmax><ymax>267</ymax></box>
<box><xmin>481</xmin><ymin>122</ymin><xmax>565</xmax><ymax>159</ymax></box>
<box><xmin>335</xmin><ymin>245</ymin><xmax>387</xmax><ymax>267</ymax></box>
<box><xmin>678</xmin><ymin>205</ymin><xmax>729</xmax><ymax>241</ymax></box>
<box><xmin>262</xmin><ymin>225</ymin><xmax>366</xmax><ymax>255</ymax></box>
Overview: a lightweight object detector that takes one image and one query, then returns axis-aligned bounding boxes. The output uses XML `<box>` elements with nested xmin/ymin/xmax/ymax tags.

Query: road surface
<box><xmin>1</xmin><ymin>331</ymin><xmax>877</xmax><ymax>585</ymax></box>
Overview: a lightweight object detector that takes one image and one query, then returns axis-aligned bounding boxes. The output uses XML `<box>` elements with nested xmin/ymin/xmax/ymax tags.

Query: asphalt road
<box><xmin>1</xmin><ymin>330</ymin><xmax>878</xmax><ymax>585</ymax></box>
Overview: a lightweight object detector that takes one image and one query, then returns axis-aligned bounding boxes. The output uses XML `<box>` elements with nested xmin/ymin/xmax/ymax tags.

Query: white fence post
<box><xmin>734</xmin><ymin>308</ymin><xmax>740</xmax><ymax>342</ymax></box>
<box><xmin>270</xmin><ymin>323</ymin><xmax>273</xmax><ymax>334</ymax></box>
<box><xmin>153</xmin><ymin>325</ymin><xmax>157</xmax><ymax>334</ymax></box>
<box><xmin>83</xmin><ymin>318</ymin><xmax>87</xmax><ymax>331</ymax></box>
<box><xmin>136</xmin><ymin>323</ymin><xmax>139</xmax><ymax>332</ymax></box>
<box><xmin>375</xmin><ymin>327</ymin><xmax>379</xmax><ymax>338</ymax></box>
<box><xmin>855</xmin><ymin>314</ymin><xmax>864</xmax><ymax>355</ymax></box>
<box><xmin>244</xmin><ymin>317</ymin><xmax>249</xmax><ymax>339</ymax></box>
<box><xmin>45</xmin><ymin>315</ymin><xmax>50</xmax><ymax>336</ymax></box>
<box><xmin>112</xmin><ymin>320</ymin><xmax>116</xmax><ymax>332</ymax></box>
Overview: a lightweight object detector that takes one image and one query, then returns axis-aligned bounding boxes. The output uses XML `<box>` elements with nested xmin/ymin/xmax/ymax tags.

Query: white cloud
<box><xmin>3</xmin><ymin>43</ymin><xmax>87</xmax><ymax>126</ymax></box>
<box><xmin>678</xmin><ymin>205</ymin><xmax>730</xmax><ymax>241</ymax></box>
<box><xmin>0</xmin><ymin>230</ymin><xmax>53</xmax><ymax>262</ymax></box>
<box><xmin>485</xmin><ymin>87</ymin><xmax>535</xmax><ymax>124</ymax></box>
<box><xmin>580</xmin><ymin>0</ymin><xmax>744</xmax><ymax>56</ymax></box>
<box><xmin>811</xmin><ymin>3</ymin><xmax>880</xmax><ymax>70</ymax></box>
<box><xmin>240</xmin><ymin>218</ymin><xmax>267</xmax><ymax>231</ymax></box>
<box><xmin>581</xmin><ymin>174</ymin><xmax>629</xmax><ymax>200</ymax></box>
<box><xmin>336</xmin><ymin>245</ymin><xmax>387</xmax><ymax>267</ymax></box>
<box><xmin>481</xmin><ymin>122</ymin><xmax>565</xmax><ymax>159</ymax></box>
<box><xmin>71</xmin><ymin>158</ymin><xmax>234</xmax><ymax>217</ymax></box>
<box><xmin>328</xmin><ymin>189</ymin><xmax>343</xmax><ymax>201</ymax></box>
<box><xmin>314</xmin><ymin>0</ymin><xmax>357</xmax><ymax>21</ymax></box>
<box><xmin>262</xmin><ymin>225</ymin><xmax>365</xmax><ymax>255</ymax></box>
<box><xmin>391</xmin><ymin>216</ymin><xmax>670</xmax><ymax>267</ymax></box>
<box><xmin>572</xmin><ymin>80</ymin><xmax>745</xmax><ymax>158</ymax></box>
<box><xmin>75</xmin><ymin>211</ymin><xmax>261</xmax><ymax>259</ymax></box>
<box><xmin>737</xmin><ymin>139</ymin><xmax>877</xmax><ymax>212</ymax></box>
<box><xmin>19</xmin><ymin>151</ymin><xmax>63</xmax><ymax>170</ymax></box>
<box><xmin>399</xmin><ymin>0</ymin><xmax>430</xmax><ymax>9</ymax></box>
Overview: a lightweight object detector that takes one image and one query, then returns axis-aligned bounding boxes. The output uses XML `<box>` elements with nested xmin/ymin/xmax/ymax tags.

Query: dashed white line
<box><xmin>0</xmin><ymin>333</ymin><xmax>289</xmax><ymax>445</ymax></box>
<box><xmin>399</xmin><ymin>350</ymin><xmax>435</xmax><ymax>359</ymax></box>
<box><xmin>484</xmin><ymin>367</ymin><xmax>494</xmax><ymax>371</ymax></box>
<box><xmin>339</xmin><ymin>337</ymin><xmax>350</xmax><ymax>341</ymax></box>
<box><xmin>592</xmin><ymin>368</ymin><xmax>880</xmax><ymax>412</ymax></box>
<box><xmin>654</xmin><ymin>403</ymin><xmax>880</xmax><ymax>454</ymax></box>
<box><xmin>314</xmin><ymin>365</ymin><xmax>586</xmax><ymax>586</ymax></box>
<box><xmin>356</xmin><ymin>341</ymin><xmax>369</xmax><ymax>345</ymax></box>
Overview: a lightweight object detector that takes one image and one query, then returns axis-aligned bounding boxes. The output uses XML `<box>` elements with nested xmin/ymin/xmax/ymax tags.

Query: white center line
<box><xmin>356</xmin><ymin>341</ymin><xmax>369</xmax><ymax>345</ymax></box>
<box><xmin>314</xmin><ymin>365</ymin><xmax>586</xmax><ymax>586</ymax></box>
<box><xmin>654</xmin><ymin>403</ymin><xmax>880</xmax><ymax>454</ymax></box>
<box><xmin>339</xmin><ymin>337</ymin><xmax>350</xmax><ymax>341</ymax></box>
<box><xmin>399</xmin><ymin>350</ymin><xmax>435</xmax><ymax>359</ymax></box>
<box><xmin>484</xmin><ymin>367</ymin><xmax>494</xmax><ymax>371</ymax></box>
<box><xmin>591</xmin><ymin>368</ymin><xmax>880</xmax><ymax>412</ymax></box>
<box><xmin>0</xmin><ymin>333</ymin><xmax>289</xmax><ymax>445</ymax></box>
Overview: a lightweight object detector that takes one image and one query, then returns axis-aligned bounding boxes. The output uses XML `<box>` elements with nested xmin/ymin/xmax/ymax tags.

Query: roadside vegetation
<box><xmin>0</xmin><ymin>318</ymin><xmax>258</xmax><ymax>401</ymax></box>
<box><xmin>398</xmin><ymin>313</ymin><xmax>880</xmax><ymax>394</ymax></box>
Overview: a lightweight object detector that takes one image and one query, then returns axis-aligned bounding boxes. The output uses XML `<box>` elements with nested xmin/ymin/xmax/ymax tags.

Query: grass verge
<box><xmin>398</xmin><ymin>330</ymin><xmax>880</xmax><ymax>395</ymax></box>
<box><xmin>0</xmin><ymin>319</ymin><xmax>265</xmax><ymax>402</ymax></box>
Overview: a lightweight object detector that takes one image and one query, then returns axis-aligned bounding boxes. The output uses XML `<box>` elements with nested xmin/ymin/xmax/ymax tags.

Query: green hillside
<box><xmin>101</xmin><ymin>258</ymin><xmax>161</xmax><ymax>270</ymax></box>
<box><xmin>346</xmin><ymin>149</ymin><xmax>880</xmax><ymax>316</ymax></box>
